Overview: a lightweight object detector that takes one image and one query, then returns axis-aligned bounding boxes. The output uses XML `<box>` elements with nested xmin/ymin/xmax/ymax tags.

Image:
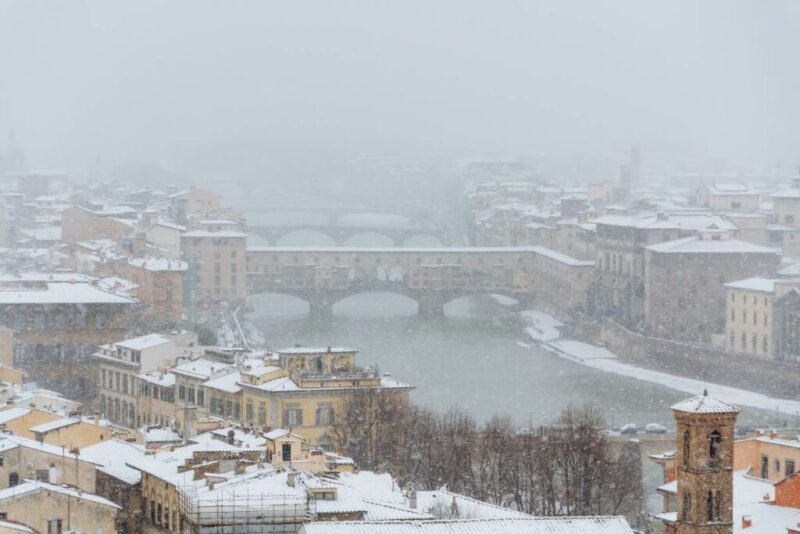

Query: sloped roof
<box><xmin>671</xmin><ymin>392</ymin><xmax>740</xmax><ymax>414</ymax></box>
<box><xmin>299</xmin><ymin>516</ymin><xmax>634</xmax><ymax>534</ymax></box>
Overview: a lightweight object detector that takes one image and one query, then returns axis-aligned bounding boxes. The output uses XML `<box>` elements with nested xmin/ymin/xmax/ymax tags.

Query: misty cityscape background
<box><xmin>2</xmin><ymin>0</ymin><xmax>800</xmax><ymax>196</ymax></box>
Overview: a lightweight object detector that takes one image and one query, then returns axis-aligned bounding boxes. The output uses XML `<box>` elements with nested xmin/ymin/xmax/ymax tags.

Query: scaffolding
<box><xmin>179</xmin><ymin>482</ymin><xmax>316</xmax><ymax>534</ymax></box>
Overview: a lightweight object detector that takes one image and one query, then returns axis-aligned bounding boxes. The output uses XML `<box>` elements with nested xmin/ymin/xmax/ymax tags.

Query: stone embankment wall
<box><xmin>568</xmin><ymin>317</ymin><xmax>800</xmax><ymax>400</ymax></box>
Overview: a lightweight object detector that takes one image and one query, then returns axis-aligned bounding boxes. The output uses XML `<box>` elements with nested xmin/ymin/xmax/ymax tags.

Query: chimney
<box><xmin>741</xmin><ymin>515</ymin><xmax>752</xmax><ymax>529</ymax></box>
<box><xmin>771</xmin><ymin>430</ymin><xmax>778</xmax><ymax>440</ymax></box>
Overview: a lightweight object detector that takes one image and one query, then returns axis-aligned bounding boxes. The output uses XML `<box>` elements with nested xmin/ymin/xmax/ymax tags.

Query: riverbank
<box><xmin>522</xmin><ymin>310</ymin><xmax>800</xmax><ymax>417</ymax></box>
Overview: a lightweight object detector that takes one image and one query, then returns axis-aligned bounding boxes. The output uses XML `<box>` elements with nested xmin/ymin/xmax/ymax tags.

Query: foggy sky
<box><xmin>1</xmin><ymin>0</ymin><xmax>798</xmax><ymax>182</ymax></box>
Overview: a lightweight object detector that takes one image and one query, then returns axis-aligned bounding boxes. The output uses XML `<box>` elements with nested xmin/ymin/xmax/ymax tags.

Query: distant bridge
<box><xmin>245</xmin><ymin>209</ymin><xmax>449</xmax><ymax>247</ymax></box>
<box><xmin>245</xmin><ymin>246</ymin><xmax>594</xmax><ymax>317</ymax></box>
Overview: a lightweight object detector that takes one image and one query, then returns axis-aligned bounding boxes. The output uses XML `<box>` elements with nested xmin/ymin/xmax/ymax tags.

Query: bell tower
<box><xmin>672</xmin><ymin>390</ymin><xmax>739</xmax><ymax>534</ymax></box>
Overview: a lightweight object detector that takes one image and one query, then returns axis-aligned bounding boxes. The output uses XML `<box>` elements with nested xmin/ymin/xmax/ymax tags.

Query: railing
<box><xmin>231</xmin><ymin>306</ymin><xmax>250</xmax><ymax>351</ymax></box>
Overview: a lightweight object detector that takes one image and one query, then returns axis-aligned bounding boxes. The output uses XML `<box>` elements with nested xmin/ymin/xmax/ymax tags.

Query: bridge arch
<box><xmin>331</xmin><ymin>290</ymin><xmax>418</xmax><ymax>317</ymax></box>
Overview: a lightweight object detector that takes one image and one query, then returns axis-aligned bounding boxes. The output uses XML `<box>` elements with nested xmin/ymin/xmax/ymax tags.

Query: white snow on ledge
<box><xmin>524</xmin><ymin>309</ymin><xmax>800</xmax><ymax>416</ymax></box>
<box><xmin>520</xmin><ymin>310</ymin><xmax>563</xmax><ymax>342</ymax></box>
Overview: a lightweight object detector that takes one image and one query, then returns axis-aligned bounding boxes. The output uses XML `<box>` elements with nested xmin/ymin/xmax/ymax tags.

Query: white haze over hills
<box><xmin>0</xmin><ymin>0</ymin><xmax>799</xmax><ymax>186</ymax></box>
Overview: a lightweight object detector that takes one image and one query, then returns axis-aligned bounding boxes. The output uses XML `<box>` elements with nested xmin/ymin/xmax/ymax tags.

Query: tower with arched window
<box><xmin>672</xmin><ymin>390</ymin><xmax>739</xmax><ymax>534</ymax></box>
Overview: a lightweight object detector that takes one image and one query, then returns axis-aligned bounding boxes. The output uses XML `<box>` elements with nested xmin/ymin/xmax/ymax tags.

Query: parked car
<box><xmin>620</xmin><ymin>423</ymin><xmax>637</xmax><ymax>435</ymax></box>
<box><xmin>645</xmin><ymin>423</ymin><xmax>668</xmax><ymax>434</ymax></box>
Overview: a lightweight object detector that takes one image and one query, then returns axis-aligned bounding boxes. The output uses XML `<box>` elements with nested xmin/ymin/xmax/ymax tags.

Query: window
<box><xmin>197</xmin><ymin>389</ymin><xmax>204</xmax><ymax>407</ymax></box>
<box><xmin>47</xmin><ymin>519</ymin><xmax>63</xmax><ymax>534</ymax></box>
<box><xmin>731</xmin><ymin>309</ymin><xmax>735</xmax><ymax>321</ymax></box>
<box><xmin>179</xmin><ymin>385</ymin><xmax>186</xmax><ymax>401</ymax></box>
<box><xmin>246</xmin><ymin>400</ymin><xmax>253</xmax><ymax>422</ymax></box>
<box><xmin>316</xmin><ymin>404</ymin><xmax>335</xmax><ymax>426</ymax></box>
<box><xmin>8</xmin><ymin>472</ymin><xmax>18</xmax><ymax>486</ymax></box>
<box><xmin>764</xmin><ymin>314</ymin><xmax>769</xmax><ymax>327</ymax></box>
<box><xmin>752</xmin><ymin>334</ymin><xmax>758</xmax><ymax>352</ymax></box>
<box><xmin>753</xmin><ymin>312</ymin><xmax>757</xmax><ymax>325</ymax></box>
<box><xmin>787</xmin><ymin>459</ymin><xmax>796</xmax><ymax>476</ymax></box>
<box><xmin>742</xmin><ymin>311</ymin><xmax>747</xmax><ymax>323</ymax></box>
<box><xmin>729</xmin><ymin>331</ymin><xmax>735</xmax><ymax>348</ymax></box>
<box><xmin>682</xmin><ymin>490</ymin><xmax>691</xmax><ymax>521</ymax></box>
<box><xmin>683</xmin><ymin>430</ymin><xmax>691</xmax><ymax>465</ymax></box>
<box><xmin>741</xmin><ymin>333</ymin><xmax>747</xmax><ymax>350</ymax></box>
<box><xmin>763</xmin><ymin>336</ymin><xmax>769</xmax><ymax>353</ymax></box>
<box><xmin>761</xmin><ymin>455</ymin><xmax>769</xmax><ymax>478</ymax></box>
<box><xmin>36</xmin><ymin>469</ymin><xmax>49</xmax><ymax>482</ymax></box>
<box><xmin>282</xmin><ymin>442</ymin><xmax>292</xmax><ymax>461</ymax></box>
<box><xmin>775</xmin><ymin>458</ymin><xmax>781</xmax><ymax>473</ymax></box>
<box><xmin>709</xmin><ymin>430</ymin><xmax>722</xmax><ymax>460</ymax></box>
<box><xmin>258</xmin><ymin>402</ymin><xmax>266</xmax><ymax>425</ymax></box>
<box><xmin>284</xmin><ymin>404</ymin><xmax>303</xmax><ymax>427</ymax></box>
<box><xmin>188</xmin><ymin>387</ymin><xmax>195</xmax><ymax>404</ymax></box>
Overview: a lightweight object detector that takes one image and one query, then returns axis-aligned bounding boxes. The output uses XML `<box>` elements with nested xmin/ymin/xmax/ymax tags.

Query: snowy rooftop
<box><xmin>141</xmin><ymin>426</ymin><xmax>182</xmax><ymax>444</ymax></box>
<box><xmin>137</xmin><ymin>370</ymin><xmax>176</xmax><ymax>387</ymax></box>
<box><xmin>278</xmin><ymin>346</ymin><xmax>357</xmax><ymax>355</ymax></box>
<box><xmin>155</xmin><ymin>219</ymin><xmax>187</xmax><ymax>231</ymax></box>
<box><xmin>126</xmin><ymin>441</ymin><xmax>242</xmax><ymax>483</ymax></box>
<box><xmin>416</xmin><ymin>489</ymin><xmax>532</xmax><ymax>519</ymax></box>
<box><xmin>671</xmin><ymin>392</ymin><xmax>740</xmax><ymax>414</ymax></box>
<box><xmin>724</xmin><ymin>277</ymin><xmax>778</xmax><ymax>293</ymax></box>
<box><xmin>0</xmin><ymin>407</ymin><xmax>31</xmax><ymax>425</ymax></box>
<box><xmin>706</xmin><ymin>183</ymin><xmax>757</xmax><ymax>195</ymax></box>
<box><xmin>19</xmin><ymin>226</ymin><xmax>61</xmax><ymax>241</ymax></box>
<box><xmin>171</xmin><ymin>358</ymin><xmax>234</xmax><ymax>380</ymax></box>
<box><xmin>299</xmin><ymin>516</ymin><xmax>634</xmax><ymax>534</ymax></box>
<box><xmin>646</xmin><ymin>237</ymin><xmax>778</xmax><ymax>255</ymax></box>
<box><xmin>0</xmin><ymin>435</ymin><xmax>100</xmax><ymax>464</ymax></box>
<box><xmin>116</xmin><ymin>333</ymin><xmax>172</xmax><ymax>351</ymax></box>
<box><xmin>29</xmin><ymin>417</ymin><xmax>78</xmax><ymax>434</ymax></box>
<box><xmin>129</xmin><ymin>257</ymin><xmax>188</xmax><ymax>272</ymax></box>
<box><xmin>594</xmin><ymin>213</ymin><xmax>737</xmax><ymax>231</ymax></box>
<box><xmin>80</xmin><ymin>439</ymin><xmax>146</xmax><ymax>485</ymax></box>
<box><xmin>0</xmin><ymin>278</ymin><xmax>136</xmax><ymax>305</ymax></box>
<box><xmin>203</xmin><ymin>371</ymin><xmax>242</xmax><ymax>393</ymax></box>
<box><xmin>0</xmin><ymin>481</ymin><xmax>121</xmax><ymax>510</ymax></box>
<box><xmin>183</xmin><ymin>230</ymin><xmax>247</xmax><ymax>238</ymax></box>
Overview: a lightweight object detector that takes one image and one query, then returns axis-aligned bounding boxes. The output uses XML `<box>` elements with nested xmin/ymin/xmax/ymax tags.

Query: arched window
<box><xmin>683</xmin><ymin>430</ymin><xmax>691</xmax><ymax>465</ymax></box>
<box><xmin>682</xmin><ymin>490</ymin><xmax>691</xmax><ymax>521</ymax></box>
<box><xmin>706</xmin><ymin>491</ymin><xmax>714</xmax><ymax>522</ymax></box>
<box><xmin>709</xmin><ymin>430</ymin><xmax>722</xmax><ymax>460</ymax></box>
<box><xmin>9</xmin><ymin>472</ymin><xmax>18</xmax><ymax>486</ymax></box>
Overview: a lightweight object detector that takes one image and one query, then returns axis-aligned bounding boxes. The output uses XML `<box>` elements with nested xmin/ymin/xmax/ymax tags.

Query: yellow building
<box><xmin>237</xmin><ymin>347</ymin><xmax>412</xmax><ymax>447</ymax></box>
<box><xmin>181</xmin><ymin>229</ymin><xmax>246</xmax><ymax>302</ymax></box>
<box><xmin>724</xmin><ymin>278</ymin><xmax>798</xmax><ymax>358</ymax></box>
<box><xmin>734</xmin><ymin>432</ymin><xmax>800</xmax><ymax>482</ymax></box>
<box><xmin>169</xmin><ymin>187</ymin><xmax>223</xmax><ymax>224</ymax></box>
<box><xmin>0</xmin><ymin>434</ymin><xmax>99</xmax><ymax>492</ymax></box>
<box><xmin>0</xmin><ymin>481</ymin><xmax>119</xmax><ymax>534</ymax></box>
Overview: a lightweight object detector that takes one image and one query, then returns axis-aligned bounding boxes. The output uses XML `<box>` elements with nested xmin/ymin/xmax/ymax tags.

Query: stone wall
<box><xmin>571</xmin><ymin>318</ymin><xmax>800</xmax><ymax>399</ymax></box>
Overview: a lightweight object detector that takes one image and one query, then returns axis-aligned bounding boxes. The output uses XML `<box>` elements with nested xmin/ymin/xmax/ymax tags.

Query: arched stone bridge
<box><xmin>245</xmin><ymin>246</ymin><xmax>595</xmax><ymax>317</ymax></box>
<box><xmin>245</xmin><ymin>209</ymin><xmax>449</xmax><ymax>247</ymax></box>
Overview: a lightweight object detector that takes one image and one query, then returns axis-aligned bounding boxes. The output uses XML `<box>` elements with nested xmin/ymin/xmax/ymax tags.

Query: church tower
<box><xmin>672</xmin><ymin>390</ymin><xmax>739</xmax><ymax>534</ymax></box>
